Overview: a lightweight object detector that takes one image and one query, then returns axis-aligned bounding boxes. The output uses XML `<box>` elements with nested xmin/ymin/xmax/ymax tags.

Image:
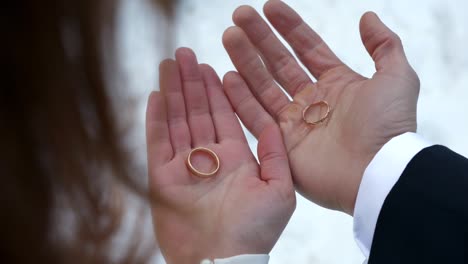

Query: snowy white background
<box><xmin>116</xmin><ymin>0</ymin><xmax>468</xmax><ymax>263</ymax></box>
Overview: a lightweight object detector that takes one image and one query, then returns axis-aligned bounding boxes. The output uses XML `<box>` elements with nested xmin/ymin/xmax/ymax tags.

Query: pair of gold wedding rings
<box><xmin>186</xmin><ymin>101</ymin><xmax>331</xmax><ymax>178</ymax></box>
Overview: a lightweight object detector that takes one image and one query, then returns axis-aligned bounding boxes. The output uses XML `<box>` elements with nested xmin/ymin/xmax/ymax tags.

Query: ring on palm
<box><xmin>186</xmin><ymin>147</ymin><xmax>220</xmax><ymax>178</ymax></box>
<box><xmin>302</xmin><ymin>100</ymin><xmax>331</xmax><ymax>126</ymax></box>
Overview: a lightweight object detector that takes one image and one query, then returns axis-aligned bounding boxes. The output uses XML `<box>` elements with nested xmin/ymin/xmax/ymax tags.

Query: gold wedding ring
<box><xmin>186</xmin><ymin>147</ymin><xmax>220</xmax><ymax>178</ymax></box>
<box><xmin>302</xmin><ymin>100</ymin><xmax>331</xmax><ymax>125</ymax></box>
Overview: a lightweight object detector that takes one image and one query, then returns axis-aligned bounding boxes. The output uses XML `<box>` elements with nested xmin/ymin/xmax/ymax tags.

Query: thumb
<box><xmin>257</xmin><ymin>124</ymin><xmax>292</xmax><ymax>188</ymax></box>
<box><xmin>359</xmin><ymin>12</ymin><xmax>409</xmax><ymax>73</ymax></box>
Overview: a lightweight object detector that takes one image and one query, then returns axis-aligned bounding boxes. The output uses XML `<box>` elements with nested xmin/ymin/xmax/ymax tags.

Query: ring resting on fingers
<box><xmin>302</xmin><ymin>100</ymin><xmax>331</xmax><ymax>126</ymax></box>
<box><xmin>186</xmin><ymin>147</ymin><xmax>220</xmax><ymax>178</ymax></box>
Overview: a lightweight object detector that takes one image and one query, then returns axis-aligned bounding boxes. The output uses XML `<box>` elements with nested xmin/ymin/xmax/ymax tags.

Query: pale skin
<box><xmin>146</xmin><ymin>0</ymin><xmax>421</xmax><ymax>261</ymax></box>
<box><xmin>146</xmin><ymin>48</ymin><xmax>295</xmax><ymax>264</ymax></box>
<box><xmin>222</xmin><ymin>0</ymin><xmax>419</xmax><ymax>215</ymax></box>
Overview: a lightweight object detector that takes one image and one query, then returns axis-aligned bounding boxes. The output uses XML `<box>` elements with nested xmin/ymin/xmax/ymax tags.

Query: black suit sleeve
<box><xmin>368</xmin><ymin>145</ymin><xmax>468</xmax><ymax>264</ymax></box>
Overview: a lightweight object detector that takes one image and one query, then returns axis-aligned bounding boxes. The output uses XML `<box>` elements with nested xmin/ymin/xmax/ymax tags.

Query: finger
<box><xmin>160</xmin><ymin>59</ymin><xmax>191</xmax><ymax>152</ymax></box>
<box><xmin>359</xmin><ymin>12</ymin><xmax>411</xmax><ymax>74</ymax></box>
<box><xmin>263</xmin><ymin>0</ymin><xmax>344</xmax><ymax>79</ymax></box>
<box><xmin>258</xmin><ymin>123</ymin><xmax>294</xmax><ymax>195</ymax></box>
<box><xmin>233</xmin><ymin>5</ymin><xmax>313</xmax><ymax>96</ymax></box>
<box><xmin>223</xmin><ymin>71</ymin><xmax>275</xmax><ymax>138</ymax></box>
<box><xmin>175</xmin><ymin>48</ymin><xmax>216</xmax><ymax>147</ymax></box>
<box><xmin>146</xmin><ymin>91</ymin><xmax>173</xmax><ymax>166</ymax></box>
<box><xmin>199</xmin><ymin>64</ymin><xmax>247</xmax><ymax>143</ymax></box>
<box><xmin>222</xmin><ymin>26</ymin><xmax>290</xmax><ymax>119</ymax></box>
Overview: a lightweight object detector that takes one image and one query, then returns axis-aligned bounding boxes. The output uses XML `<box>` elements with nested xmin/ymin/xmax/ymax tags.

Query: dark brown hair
<box><xmin>1</xmin><ymin>0</ymin><xmax>174</xmax><ymax>263</ymax></box>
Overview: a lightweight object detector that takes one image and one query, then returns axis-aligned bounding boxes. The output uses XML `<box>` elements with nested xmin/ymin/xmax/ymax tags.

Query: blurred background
<box><xmin>116</xmin><ymin>0</ymin><xmax>468</xmax><ymax>263</ymax></box>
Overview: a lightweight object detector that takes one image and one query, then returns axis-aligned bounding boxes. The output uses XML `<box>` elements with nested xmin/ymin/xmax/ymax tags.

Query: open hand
<box><xmin>222</xmin><ymin>1</ymin><xmax>419</xmax><ymax>214</ymax></box>
<box><xmin>146</xmin><ymin>48</ymin><xmax>295</xmax><ymax>263</ymax></box>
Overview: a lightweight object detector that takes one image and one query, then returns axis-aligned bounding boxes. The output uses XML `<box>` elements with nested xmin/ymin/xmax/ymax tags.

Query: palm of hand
<box><xmin>146</xmin><ymin>49</ymin><xmax>294</xmax><ymax>263</ymax></box>
<box><xmin>281</xmin><ymin>66</ymin><xmax>418</xmax><ymax>211</ymax></box>
<box><xmin>152</xmin><ymin>141</ymin><xmax>288</xmax><ymax>260</ymax></box>
<box><xmin>223</xmin><ymin>0</ymin><xmax>419</xmax><ymax>214</ymax></box>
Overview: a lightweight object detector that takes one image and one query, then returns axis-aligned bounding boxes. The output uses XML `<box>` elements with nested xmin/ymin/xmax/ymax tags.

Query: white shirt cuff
<box><xmin>201</xmin><ymin>254</ymin><xmax>269</xmax><ymax>264</ymax></box>
<box><xmin>353</xmin><ymin>132</ymin><xmax>432</xmax><ymax>258</ymax></box>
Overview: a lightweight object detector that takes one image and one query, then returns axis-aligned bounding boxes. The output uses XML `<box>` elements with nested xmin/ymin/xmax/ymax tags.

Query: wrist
<box><xmin>341</xmin><ymin>140</ymin><xmax>391</xmax><ymax>215</ymax></box>
<box><xmin>340</xmin><ymin>154</ymin><xmax>372</xmax><ymax>215</ymax></box>
<box><xmin>348</xmin><ymin>131</ymin><xmax>427</xmax><ymax>215</ymax></box>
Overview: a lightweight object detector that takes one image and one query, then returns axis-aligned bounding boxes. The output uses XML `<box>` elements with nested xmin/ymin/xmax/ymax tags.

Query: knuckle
<box><xmin>379</xmin><ymin>31</ymin><xmax>402</xmax><ymax>50</ymax></box>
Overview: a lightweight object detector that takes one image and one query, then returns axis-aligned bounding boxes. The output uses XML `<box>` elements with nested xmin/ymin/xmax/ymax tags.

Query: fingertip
<box><xmin>159</xmin><ymin>58</ymin><xmax>176</xmax><ymax>71</ymax></box>
<box><xmin>223</xmin><ymin>70</ymin><xmax>238</xmax><ymax>78</ymax></box>
<box><xmin>232</xmin><ymin>5</ymin><xmax>258</xmax><ymax>26</ymax></box>
<box><xmin>200</xmin><ymin>63</ymin><xmax>222</xmax><ymax>87</ymax></box>
<box><xmin>175</xmin><ymin>47</ymin><xmax>204</xmax><ymax>83</ymax></box>
<box><xmin>263</xmin><ymin>0</ymin><xmax>285</xmax><ymax>18</ymax></box>
<box><xmin>175</xmin><ymin>48</ymin><xmax>200</xmax><ymax>71</ymax></box>
<box><xmin>148</xmin><ymin>90</ymin><xmax>160</xmax><ymax>101</ymax></box>
<box><xmin>263</xmin><ymin>0</ymin><xmax>302</xmax><ymax>33</ymax></box>
<box><xmin>159</xmin><ymin>59</ymin><xmax>179</xmax><ymax>93</ymax></box>
<box><xmin>147</xmin><ymin>91</ymin><xmax>159</xmax><ymax>111</ymax></box>
<box><xmin>176</xmin><ymin>47</ymin><xmax>200</xmax><ymax>69</ymax></box>
<box><xmin>198</xmin><ymin>63</ymin><xmax>214</xmax><ymax>74</ymax></box>
<box><xmin>222</xmin><ymin>71</ymin><xmax>242</xmax><ymax>88</ymax></box>
<box><xmin>359</xmin><ymin>11</ymin><xmax>380</xmax><ymax>31</ymax></box>
<box><xmin>222</xmin><ymin>26</ymin><xmax>245</xmax><ymax>48</ymax></box>
<box><xmin>175</xmin><ymin>47</ymin><xmax>196</xmax><ymax>60</ymax></box>
<box><xmin>358</xmin><ymin>10</ymin><xmax>408</xmax><ymax>72</ymax></box>
<box><xmin>159</xmin><ymin>59</ymin><xmax>177</xmax><ymax>77</ymax></box>
<box><xmin>363</xmin><ymin>11</ymin><xmax>379</xmax><ymax>19</ymax></box>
